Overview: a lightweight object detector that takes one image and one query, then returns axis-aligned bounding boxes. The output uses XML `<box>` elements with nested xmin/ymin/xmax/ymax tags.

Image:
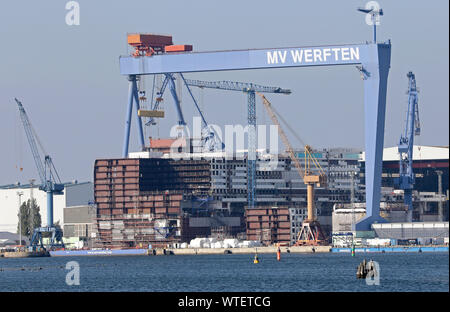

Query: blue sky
<box><xmin>0</xmin><ymin>0</ymin><xmax>448</xmax><ymax>185</ymax></box>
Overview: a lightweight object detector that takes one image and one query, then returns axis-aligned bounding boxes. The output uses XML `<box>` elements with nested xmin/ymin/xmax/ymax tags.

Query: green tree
<box><xmin>17</xmin><ymin>201</ymin><xmax>30</xmax><ymax>237</ymax></box>
<box><xmin>28</xmin><ymin>198</ymin><xmax>42</xmax><ymax>235</ymax></box>
<box><xmin>17</xmin><ymin>199</ymin><xmax>41</xmax><ymax>238</ymax></box>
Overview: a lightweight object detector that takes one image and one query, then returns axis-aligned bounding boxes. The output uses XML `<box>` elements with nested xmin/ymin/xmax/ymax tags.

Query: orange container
<box><xmin>164</xmin><ymin>45</ymin><xmax>193</xmax><ymax>53</ymax></box>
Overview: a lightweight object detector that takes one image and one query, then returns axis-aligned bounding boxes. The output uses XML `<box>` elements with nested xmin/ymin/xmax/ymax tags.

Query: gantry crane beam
<box><xmin>120</xmin><ymin>40</ymin><xmax>391</xmax><ymax>231</ymax></box>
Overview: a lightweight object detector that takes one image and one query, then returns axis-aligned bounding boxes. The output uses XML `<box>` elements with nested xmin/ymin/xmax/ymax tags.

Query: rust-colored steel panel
<box><xmin>124</xmin><ymin>202</ymin><xmax>136</xmax><ymax>208</ymax></box>
<box><xmin>124</xmin><ymin>171</ymin><xmax>139</xmax><ymax>177</ymax></box>
<box><xmin>96</xmin><ymin>160</ymin><xmax>109</xmax><ymax>166</ymax></box>
<box><xmin>124</xmin><ymin>178</ymin><xmax>139</xmax><ymax>184</ymax></box>
<box><xmin>167</xmin><ymin>207</ymin><xmax>180</xmax><ymax>214</ymax></box>
<box><xmin>98</xmin><ymin>209</ymin><xmax>111</xmax><ymax>215</ymax></box>
<box><xmin>95</xmin><ymin>191</ymin><xmax>110</xmax><ymax>197</ymax></box>
<box><xmin>95</xmin><ymin>185</ymin><xmax>109</xmax><ymax>191</ymax></box>
<box><xmin>245</xmin><ymin>209</ymin><xmax>267</xmax><ymax>216</ymax></box>
<box><xmin>118</xmin><ymin>159</ymin><xmax>140</xmax><ymax>165</ymax></box>
<box><xmin>278</xmin><ymin>222</ymin><xmax>291</xmax><ymax>228</ymax></box>
<box><xmin>248</xmin><ymin>222</ymin><xmax>260</xmax><ymax>229</ymax></box>
<box><xmin>142</xmin><ymin>202</ymin><xmax>155</xmax><ymax>208</ymax></box>
<box><xmin>96</xmin><ymin>172</ymin><xmax>108</xmax><ymax>179</ymax></box>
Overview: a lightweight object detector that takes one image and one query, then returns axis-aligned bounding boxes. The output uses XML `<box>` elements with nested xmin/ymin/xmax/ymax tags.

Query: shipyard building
<box><xmin>92</xmin><ymin>137</ymin><xmax>362</xmax><ymax>248</ymax></box>
<box><xmin>92</xmin><ymin>141</ymin><xmax>447</xmax><ymax>248</ymax></box>
<box><xmin>1</xmin><ymin>144</ymin><xmax>446</xmax><ymax>248</ymax></box>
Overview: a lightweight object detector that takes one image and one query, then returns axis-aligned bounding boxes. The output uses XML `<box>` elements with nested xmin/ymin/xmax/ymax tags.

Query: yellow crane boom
<box><xmin>257</xmin><ymin>93</ymin><xmax>327</xmax><ymax>245</ymax></box>
<box><xmin>257</xmin><ymin>93</ymin><xmax>305</xmax><ymax>178</ymax></box>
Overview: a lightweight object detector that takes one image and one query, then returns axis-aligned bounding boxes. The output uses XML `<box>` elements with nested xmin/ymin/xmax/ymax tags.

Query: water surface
<box><xmin>0</xmin><ymin>252</ymin><xmax>448</xmax><ymax>292</ymax></box>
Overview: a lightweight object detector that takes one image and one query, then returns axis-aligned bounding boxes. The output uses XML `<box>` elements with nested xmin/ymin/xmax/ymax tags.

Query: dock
<box><xmin>165</xmin><ymin>245</ymin><xmax>331</xmax><ymax>255</ymax></box>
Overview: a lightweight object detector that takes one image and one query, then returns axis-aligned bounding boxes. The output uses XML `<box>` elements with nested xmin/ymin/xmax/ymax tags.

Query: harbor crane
<box><xmin>14</xmin><ymin>98</ymin><xmax>65</xmax><ymax>250</ymax></box>
<box><xmin>395</xmin><ymin>72</ymin><xmax>420</xmax><ymax>222</ymax></box>
<box><xmin>257</xmin><ymin>94</ymin><xmax>327</xmax><ymax>245</ymax></box>
<box><xmin>182</xmin><ymin>79</ymin><xmax>291</xmax><ymax>210</ymax></box>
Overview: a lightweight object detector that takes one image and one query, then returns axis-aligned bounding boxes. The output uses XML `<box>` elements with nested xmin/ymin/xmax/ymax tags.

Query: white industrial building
<box><xmin>0</xmin><ymin>181</ymin><xmax>94</xmax><ymax>233</ymax></box>
<box><xmin>360</xmin><ymin>145</ymin><xmax>449</xmax><ymax>162</ymax></box>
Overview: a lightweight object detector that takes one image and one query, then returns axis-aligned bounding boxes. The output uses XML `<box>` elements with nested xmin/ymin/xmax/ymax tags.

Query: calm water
<box><xmin>0</xmin><ymin>252</ymin><xmax>448</xmax><ymax>292</ymax></box>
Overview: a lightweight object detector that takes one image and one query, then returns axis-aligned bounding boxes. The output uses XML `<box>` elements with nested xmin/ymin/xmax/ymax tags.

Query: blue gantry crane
<box><xmin>14</xmin><ymin>98</ymin><xmax>65</xmax><ymax>250</ymax></box>
<box><xmin>120</xmin><ymin>21</ymin><xmax>391</xmax><ymax>231</ymax></box>
<box><xmin>396</xmin><ymin>72</ymin><xmax>420</xmax><ymax>221</ymax></box>
<box><xmin>183</xmin><ymin>79</ymin><xmax>291</xmax><ymax>209</ymax></box>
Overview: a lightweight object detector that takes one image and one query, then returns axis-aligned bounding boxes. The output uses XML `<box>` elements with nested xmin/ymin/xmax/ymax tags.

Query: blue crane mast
<box><xmin>14</xmin><ymin>98</ymin><xmax>65</xmax><ymax>250</ymax></box>
<box><xmin>396</xmin><ymin>72</ymin><xmax>420</xmax><ymax>221</ymax></box>
<box><xmin>182</xmin><ymin>79</ymin><xmax>291</xmax><ymax>209</ymax></box>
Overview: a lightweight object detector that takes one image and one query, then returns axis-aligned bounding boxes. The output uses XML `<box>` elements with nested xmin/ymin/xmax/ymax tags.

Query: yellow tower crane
<box><xmin>257</xmin><ymin>93</ymin><xmax>328</xmax><ymax>246</ymax></box>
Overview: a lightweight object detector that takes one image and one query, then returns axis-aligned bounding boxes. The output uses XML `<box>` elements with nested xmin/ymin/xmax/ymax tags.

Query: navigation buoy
<box><xmin>351</xmin><ymin>245</ymin><xmax>355</xmax><ymax>257</ymax></box>
<box><xmin>254</xmin><ymin>248</ymin><xmax>259</xmax><ymax>263</ymax></box>
<box><xmin>276</xmin><ymin>246</ymin><xmax>281</xmax><ymax>261</ymax></box>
